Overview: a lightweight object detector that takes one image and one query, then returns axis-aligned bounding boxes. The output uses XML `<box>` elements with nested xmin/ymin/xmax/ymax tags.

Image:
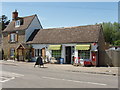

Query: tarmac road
<box><xmin>1</xmin><ymin>61</ymin><xmax>118</xmax><ymax>88</ymax></box>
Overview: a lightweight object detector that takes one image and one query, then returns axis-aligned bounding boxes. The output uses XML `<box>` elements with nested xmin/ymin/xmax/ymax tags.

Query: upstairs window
<box><xmin>10</xmin><ymin>33</ymin><xmax>16</xmax><ymax>42</ymax></box>
<box><xmin>9</xmin><ymin>33</ymin><xmax>18</xmax><ymax>43</ymax></box>
<box><xmin>15</xmin><ymin>20</ymin><xmax>20</xmax><ymax>27</ymax></box>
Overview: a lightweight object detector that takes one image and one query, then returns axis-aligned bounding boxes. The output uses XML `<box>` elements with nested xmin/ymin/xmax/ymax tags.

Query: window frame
<box><xmin>10</xmin><ymin>48</ymin><xmax>15</xmax><ymax>57</ymax></box>
<box><xmin>78</xmin><ymin>50</ymin><xmax>90</xmax><ymax>59</ymax></box>
<box><xmin>15</xmin><ymin>20</ymin><xmax>20</xmax><ymax>27</ymax></box>
<box><xmin>35</xmin><ymin>49</ymin><xmax>42</xmax><ymax>57</ymax></box>
<box><xmin>52</xmin><ymin>50</ymin><xmax>61</xmax><ymax>60</ymax></box>
<box><xmin>10</xmin><ymin>33</ymin><xmax>16</xmax><ymax>42</ymax></box>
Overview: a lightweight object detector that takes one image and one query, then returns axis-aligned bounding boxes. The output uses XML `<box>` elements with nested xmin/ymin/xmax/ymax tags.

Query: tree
<box><xmin>0</xmin><ymin>15</ymin><xmax>10</xmax><ymax>30</ymax></box>
<box><xmin>98</xmin><ymin>22</ymin><xmax>120</xmax><ymax>45</ymax></box>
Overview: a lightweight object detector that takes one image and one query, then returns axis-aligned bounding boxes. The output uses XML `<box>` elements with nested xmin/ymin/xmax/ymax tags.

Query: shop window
<box><xmin>78</xmin><ymin>50</ymin><xmax>90</xmax><ymax>59</ymax></box>
<box><xmin>35</xmin><ymin>49</ymin><xmax>42</xmax><ymax>57</ymax></box>
<box><xmin>10</xmin><ymin>48</ymin><xmax>15</xmax><ymax>57</ymax></box>
<box><xmin>52</xmin><ymin>50</ymin><xmax>61</xmax><ymax>60</ymax></box>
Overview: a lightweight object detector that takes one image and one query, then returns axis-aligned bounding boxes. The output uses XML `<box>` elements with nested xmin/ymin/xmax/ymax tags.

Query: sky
<box><xmin>2</xmin><ymin>2</ymin><xmax>118</xmax><ymax>28</ymax></box>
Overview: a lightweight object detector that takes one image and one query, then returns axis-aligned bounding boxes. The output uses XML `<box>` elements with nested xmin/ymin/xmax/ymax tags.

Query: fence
<box><xmin>105</xmin><ymin>49</ymin><xmax>120</xmax><ymax>67</ymax></box>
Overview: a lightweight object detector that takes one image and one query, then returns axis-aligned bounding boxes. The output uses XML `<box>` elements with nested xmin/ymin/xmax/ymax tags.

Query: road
<box><xmin>1</xmin><ymin>62</ymin><xmax>118</xmax><ymax>88</ymax></box>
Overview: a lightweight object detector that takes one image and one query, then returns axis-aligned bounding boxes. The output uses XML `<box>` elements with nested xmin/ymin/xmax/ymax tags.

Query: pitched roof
<box><xmin>3</xmin><ymin>15</ymin><xmax>36</xmax><ymax>32</ymax></box>
<box><xmin>28</xmin><ymin>24</ymin><xmax>102</xmax><ymax>44</ymax></box>
<box><xmin>16</xmin><ymin>43</ymin><xmax>29</xmax><ymax>49</ymax></box>
<box><xmin>27</xmin><ymin>29</ymin><xmax>40</xmax><ymax>42</ymax></box>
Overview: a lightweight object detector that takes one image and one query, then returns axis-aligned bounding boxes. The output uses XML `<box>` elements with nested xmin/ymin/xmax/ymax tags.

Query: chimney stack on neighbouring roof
<box><xmin>12</xmin><ymin>10</ymin><xmax>18</xmax><ymax>20</ymax></box>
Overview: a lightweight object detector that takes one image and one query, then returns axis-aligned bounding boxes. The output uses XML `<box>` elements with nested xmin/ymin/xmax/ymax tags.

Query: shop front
<box><xmin>73</xmin><ymin>43</ymin><xmax>98</xmax><ymax>66</ymax></box>
<box><xmin>32</xmin><ymin>43</ymin><xmax>98</xmax><ymax>66</ymax></box>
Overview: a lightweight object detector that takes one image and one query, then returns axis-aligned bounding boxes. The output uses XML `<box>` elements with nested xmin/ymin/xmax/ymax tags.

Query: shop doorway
<box><xmin>65</xmin><ymin>46</ymin><xmax>71</xmax><ymax>64</ymax></box>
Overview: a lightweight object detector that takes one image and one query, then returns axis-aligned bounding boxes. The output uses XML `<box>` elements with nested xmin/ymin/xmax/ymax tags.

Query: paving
<box><xmin>0</xmin><ymin>60</ymin><xmax>119</xmax><ymax>76</ymax></box>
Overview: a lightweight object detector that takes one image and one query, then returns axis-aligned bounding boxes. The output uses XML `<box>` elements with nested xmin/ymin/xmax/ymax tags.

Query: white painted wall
<box><xmin>32</xmin><ymin>44</ymin><xmax>76</xmax><ymax>63</ymax></box>
<box><xmin>91</xmin><ymin>43</ymin><xmax>98</xmax><ymax>51</ymax></box>
<box><xmin>61</xmin><ymin>45</ymin><xmax>65</xmax><ymax>63</ymax></box>
<box><xmin>32</xmin><ymin>44</ymin><xmax>47</xmax><ymax>49</ymax></box>
<box><xmin>25</xmin><ymin>16</ymin><xmax>42</xmax><ymax>41</ymax></box>
<box><xmin>46</xmin><ymin>49</ymin><xmax>52</xmax><ymax>60</ymax></box>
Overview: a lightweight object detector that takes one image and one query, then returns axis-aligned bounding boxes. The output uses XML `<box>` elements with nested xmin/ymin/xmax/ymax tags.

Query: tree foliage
<box><xmin>0</xmin><ymin>15</ymin><xmax>10</xmax><ymax>30</ymax></box>
<box><xmin>101</xmin><ymin>22</ymin><xmax>120</xmax><ymax>46</ymax></box>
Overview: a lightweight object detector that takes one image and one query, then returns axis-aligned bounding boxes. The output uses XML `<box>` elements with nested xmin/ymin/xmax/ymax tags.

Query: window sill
<box><xmin>8</xmin><ymin>41</ymin><xmax>18</xmax><ymax>44</ymax></box>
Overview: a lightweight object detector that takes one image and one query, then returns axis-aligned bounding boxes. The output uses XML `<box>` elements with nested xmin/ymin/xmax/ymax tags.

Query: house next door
<box><xmin>65</xmin><ymin>46</ymin><xmax>71</xmax><ymax>64</ymax></box>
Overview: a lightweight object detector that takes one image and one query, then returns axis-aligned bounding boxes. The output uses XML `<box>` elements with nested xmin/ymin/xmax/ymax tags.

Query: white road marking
<box><xmin>0</xmin><ymin>71</ymin><xmax>24</xmax><ymax>83</ymax></box>
<box><xmin>42</xmin><ymin>76</ymin><xmax>107</xmax><ymax>86</ymax></box>
<box><xmin>0</xmin><ymin>77</ymin><xmax>15</xmax><ymax>83</ymax></box>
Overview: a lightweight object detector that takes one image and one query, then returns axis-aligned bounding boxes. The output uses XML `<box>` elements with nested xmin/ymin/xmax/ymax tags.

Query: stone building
<box><xmin>2</xmin><ymin>10</ymin><xmax>42</xmax><ymax>60</ymax></box>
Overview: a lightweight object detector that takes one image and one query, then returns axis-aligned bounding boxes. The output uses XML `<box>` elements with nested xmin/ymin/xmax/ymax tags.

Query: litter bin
<box><xmin>60</xmin><ymin>58</ymin><xmax>64</xmax><ymax>64</ymax></box>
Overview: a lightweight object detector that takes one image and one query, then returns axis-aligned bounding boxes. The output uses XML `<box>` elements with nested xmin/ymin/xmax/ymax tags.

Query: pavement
<box><xmin>0</xmin><ymin>60</ymin><xmax>119</xmax><ymax>76</ymax></box>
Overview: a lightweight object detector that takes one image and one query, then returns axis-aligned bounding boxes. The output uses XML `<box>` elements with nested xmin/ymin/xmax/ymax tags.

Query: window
<box><xmin>15</xmin><ymin>20</ymin><xmax>20</xmax><ymax>27</ymax></box>
<box><xmin>10</xmin><ymin>48</ymin><xmax>15</xmax><ymax>57</ymax></box>
<box><xmin>78</xmin><ymin>50</ymin><xmax>90</xmax><ymax>59</ymax></box>
<box><xmin>35</xmin><ymin>49</ymin><xmax>41</xmax><ymax>57</ymax></box>
<box><xmin>10</xmin><ymin>33</ymin><xmax>16</xmax><ymax>42</ymax></box>
<box><xmin>52</xmin><ymin>50</ymin><xmax>61</xmax><ymax>60</ymax></box>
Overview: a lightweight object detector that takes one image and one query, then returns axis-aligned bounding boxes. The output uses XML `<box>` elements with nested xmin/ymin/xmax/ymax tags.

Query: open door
<box><xmin>65</xmin><ymin>46</ymin><xmax>71</xmax><ymax>64</ymax></box>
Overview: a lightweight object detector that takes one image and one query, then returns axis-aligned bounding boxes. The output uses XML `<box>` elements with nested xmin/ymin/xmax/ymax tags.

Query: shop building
<box><xmin>29</xmin><ymin>25</ymin><xmax>106</xmax><ymax>66</ymax></box>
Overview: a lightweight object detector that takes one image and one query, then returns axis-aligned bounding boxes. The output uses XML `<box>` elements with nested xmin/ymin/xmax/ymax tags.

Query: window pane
<box><xmin>78</xmin><ymin>50</ymin><xmax>90</xmax><ymax>59</ymax></box>
<box><xmin>52</xmin><ymin>50</ymin><xmax>61</xmax><ymax>59</ymax></box>
<box><xmin>10</xmin><ymin>34</ymin><xmax>16</xmax><ymax>42</ymax></box>
<box><xmin>15</xmin><ymin>20</ymin><xmax>20</xmax><ymax>27</ymax></box>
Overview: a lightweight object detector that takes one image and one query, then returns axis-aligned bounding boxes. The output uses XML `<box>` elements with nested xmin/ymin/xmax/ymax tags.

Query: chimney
<box><xmin>12</xmin><ymin>10</ymin><xmax>18</xmax><ymax>20</ymax></box>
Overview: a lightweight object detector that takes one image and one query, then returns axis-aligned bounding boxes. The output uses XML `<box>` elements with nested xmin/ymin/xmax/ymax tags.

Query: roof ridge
<box><xmin>41</xmin><ymin>24</ymin><xmax>101</xmax><ymax>30</ymax></box>
<box><xmin>20</xmin><ymin>14</ymin><xmax>36</xmax><ymax>18</ymax></box>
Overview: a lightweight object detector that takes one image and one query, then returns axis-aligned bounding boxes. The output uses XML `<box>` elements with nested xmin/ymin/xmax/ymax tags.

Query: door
<box><xmin>18</xmin><ymin>49</ymin><xmax>24</xmax><ymax>61</ymax></box>
<box><xmin>65</xmin><ymin>46</ymin><xmax>71</xmax><ymax>64</ymax></box>
<box><xmin>42</xmin><ymin>48</ymin><xmax>46</xmax><ymax>57</ymax></box>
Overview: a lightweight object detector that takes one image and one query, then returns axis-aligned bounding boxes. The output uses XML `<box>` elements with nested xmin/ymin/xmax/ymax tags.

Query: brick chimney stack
<box><xmin>12</xmin><ymin>10</ymin><xmax>18</xmax><ymax>20</ymax></box>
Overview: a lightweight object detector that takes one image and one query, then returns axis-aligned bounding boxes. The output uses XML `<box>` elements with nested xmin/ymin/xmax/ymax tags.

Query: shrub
<box><xmin>114</xmin><ymin>40</ymin><xmax>120</xmax><ymax>46</ymax></box>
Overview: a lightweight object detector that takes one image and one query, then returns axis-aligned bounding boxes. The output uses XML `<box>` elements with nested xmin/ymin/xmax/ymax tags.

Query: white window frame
<box><xmin>10</xmin><ymin>33</ymin><xmax>16</xmax><ymax>42</ymax></box>
<box><xmin>15</xmin><ymin>20</ymin><xmax>20</xmax><ymax>27</ymax></box>
<box><xmin>35</xmin><ymin>49</ymin><xmax>41</xmax><ymax>57</ymax></box>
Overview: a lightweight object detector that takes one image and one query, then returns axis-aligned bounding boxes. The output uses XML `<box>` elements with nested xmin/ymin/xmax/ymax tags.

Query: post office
<box><xmin>29</xmin><ymin>25</ymin><xmax>106</xmax><ymax>66</ymax></box>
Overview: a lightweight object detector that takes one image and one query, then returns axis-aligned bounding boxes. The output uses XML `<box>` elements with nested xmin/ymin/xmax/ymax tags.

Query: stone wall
<box><xmin>105</xmin><ymin>50</ymin><xmax>120</xmax><ymax>67</ymax></box>
<box><xmin>2</xmin><ymin>31</ymin><xmax>25</xmax><ymax>59</ymax></box>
